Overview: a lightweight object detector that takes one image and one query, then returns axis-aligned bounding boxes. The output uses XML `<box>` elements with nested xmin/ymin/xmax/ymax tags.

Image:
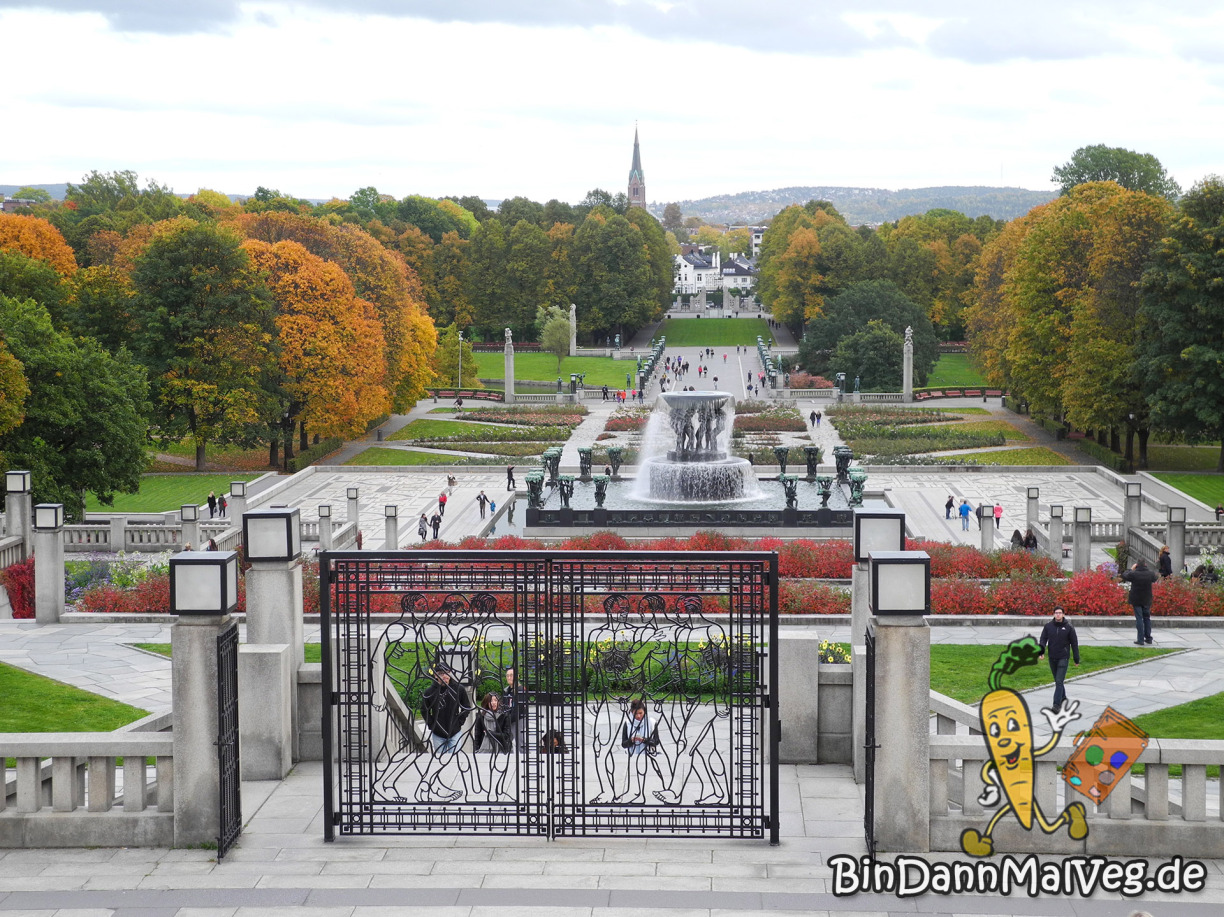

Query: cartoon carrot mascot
<box><xmin>960</xmin><ymin>637</ymin><xmax>1089</xmax><ymax>857</ymax></box>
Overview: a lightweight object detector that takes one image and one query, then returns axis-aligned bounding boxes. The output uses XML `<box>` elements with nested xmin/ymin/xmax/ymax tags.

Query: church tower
<box><xmin>627</xmin><ymin>125</ymin><xmax>646</xmax><ymax>209</ymax></box>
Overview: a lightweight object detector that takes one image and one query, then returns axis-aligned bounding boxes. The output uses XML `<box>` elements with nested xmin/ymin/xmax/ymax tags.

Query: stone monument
<box><xmin>503</xmin><ymin>327</ymin><xmax>516</xmax><ymax>405</ymax></box>
<box><xmin>903</xmin><ymin>325</ymin><xmax>914</xmax><ymax>403</ymax></box>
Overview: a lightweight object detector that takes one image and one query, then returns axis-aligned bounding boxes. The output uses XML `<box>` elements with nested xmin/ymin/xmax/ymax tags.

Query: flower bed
<box><xmin>602</xmin><ymin>409</ymin><xmax>651</xmax><ymax>432</ymax></box>
<box><xmin>466</xmin><ymin>409</ymin><xmax>586</xmax><ymax>427</ymax></box>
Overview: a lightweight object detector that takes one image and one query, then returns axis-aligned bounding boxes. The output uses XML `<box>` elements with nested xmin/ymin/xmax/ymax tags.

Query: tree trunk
<box><xmin>299</xmin><ymin>421</ymin><xmax>308</xmax><ymax>453</ymax></box>
<box><xmin>195</xmin><ymin>442</ymin><xmax>207</xmax><ymax>472</ymax></box>
<box><xmin>1217</xmin><ymin>438</ymin><xmax>1223</xmax><ymax>473</ymax></box>
<box><xmin>283</xmin><ymin>422</ymin><xmax>295</xmax><ymax>465</ymax></box>
<box><xmin>1124</xmin><ymin>428</ymin><xmax>1135</xmax><ymax>464</ymax></box>
<box><xmin>313</xmin><ymin>433</ymin><xmax>320</xmax><ymax>446</ymax></box>
<box><xmin>1110</xmin><ymin>428</ymin><xmax>1121</xmax><ymax>452</ymax></box>
<box><xmin>269</xmin><ymin>437</ymin><xmax>279</xmax><ymax>469</ymax></box>
<box><xmin>1096</xmin><ymin>429</ymin><xmax>1108</xmax><ymax>446</ymax></box>
<box><xmin>1138</xmin><ymin>428</ymin><xmax>1150</xmax><ymax>470</ymax></box>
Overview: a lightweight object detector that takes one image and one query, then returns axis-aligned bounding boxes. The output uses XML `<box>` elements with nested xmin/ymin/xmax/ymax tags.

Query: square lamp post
<box><xmin>181</xmin><ymin>503</ymin><xmax>199</xmax><ymax>522</ymax></box>
<box><xmin>1050</xmin><ymin>504</ymin><xmax>1064</xmax><ymax>521</ymax></box>
<box><xmin>1027</xmin><ymin>486</ymin><xmax>1040</xmax><ymax>500</ymax></box>
<box><xmin>33</xmin><ymin>503</ymin><xmax>65</xmax><ymax>531</ymax></box>
<box><xmin>868</xmin><ymin>550</ymin><xmax>931</xmax><ymax>616</ymax></box>
<box><xmin>6</xmin><ymin>470</ymin><xmax>31</xmax><ymax>494</ymax></box>
<box><xmin>1125</xmin><ymin>483</ymin><xmax>1142</xmax><ymax>498</ymax></box>
<box><xmin>319</xmin><ymin>504</ymin><xmax>333</xmax><ymax>551</ymax></box>
<box><xmin>170</xmin><ymin>551</ymin><xmax>239</xmax><ymax>616</ymax></box>
<box><xmin>853</xmin><ymin>510</ymin><xmax>906</xmax><ymax>564</ymax></box>
<box><xmin>347</xmin><ymin>486</ymin><xmax>359</xmax><ymax>501</ymax></box>
<box><xmin>1169</xmin><ymin>506</ymin><xmax>1186</xmax><ymax>524</ymax></box>
<box><xmin>1074</xmin><ymin>507</ymin><xmax>1092</xmax><ymax>524</ymax></box>
<box><xmin>242</xmin><ymin>508</ymin><xmax>302</xmax><ymax>562</ymax></box>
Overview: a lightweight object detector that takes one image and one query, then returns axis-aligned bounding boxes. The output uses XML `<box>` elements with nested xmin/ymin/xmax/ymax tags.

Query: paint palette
<box><xmin>1063</xmin><ymin>706</ymin><xmax>1149</xmax><ymax>805</ymax></box>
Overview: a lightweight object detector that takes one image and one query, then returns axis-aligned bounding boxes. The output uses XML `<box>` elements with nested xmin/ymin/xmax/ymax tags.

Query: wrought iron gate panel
<box><xmin>863</xmin><ymin>624</ymin><xmax>878</xmax><ymax>859</ymax></box>
<box><xmin>216</xmin><ymin>620</ymin><xmax>242</xmax><ymax>859</ymax></box>
<box><xmin>322</xmin><ymin>550</ymin><xmax>777</xmax><ymax>841</ymax></box>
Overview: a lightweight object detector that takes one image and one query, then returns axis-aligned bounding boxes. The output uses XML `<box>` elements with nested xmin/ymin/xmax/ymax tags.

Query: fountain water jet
<box><xmin>633</xmin><ymin>391</ymin><xmax>763</xmax><ymax>502</ymax></box>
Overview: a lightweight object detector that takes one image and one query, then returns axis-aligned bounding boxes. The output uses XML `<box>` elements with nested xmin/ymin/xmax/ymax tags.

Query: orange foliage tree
<box><xmin>0</xmin><ymin>214</ymin><xmax>78</xmax><ymax>275</ymax></box>
<box><xmin>242</xmin><ymin>239</ymin><xmax>390</xmax><ymax>446</ymax></box>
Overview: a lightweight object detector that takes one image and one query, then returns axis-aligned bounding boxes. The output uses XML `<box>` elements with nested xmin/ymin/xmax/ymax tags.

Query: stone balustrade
<box><xmin>62</xmin><ymin>525</ymin><xmax>112</xmax><ymax>552</ymax></box>
<box><xmin>1141</xmin><ymin>523</ymin><xmax>1224</xmax><ymax>550</ymax></box>
<box><xmin>856</xmin><ymin>392</ymin><xmax>905</xmax><ymax>403</ymax></box>
<box><xmin>0</xmin><ymin>534</ymin><xmax>24</xmax><ymax>569</ymax></box>
<box><xmin>0</xmin><ymin>732</ymin><xmax>174</xmax><ymax>847</ymax></box>
<box><xmin>124</xmin><ymin>525</ymin><xmax>184</xmax><ymax>552</ymax></box>
<box><xmin>929</xmin><ymin>734</ymin><xmax>1224</xmax><ymax>856</ymax></box>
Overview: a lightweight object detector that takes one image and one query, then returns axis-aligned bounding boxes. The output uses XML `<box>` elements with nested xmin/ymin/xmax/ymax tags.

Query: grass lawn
<box><xmin>945</xmin><ymin>420</ymin><xmax>1029</xmax><ymax>442</ymax></box>
<box><xmin>473</xmin><ymin>353</ymin><xmax>627</xmax><ymax>386</ymax></box>
<box><xmin>1145</xmin><ymin>446</ymin><xmax>1223</xmax><ymax>473</ymax></box>
<box><xmin>1131</xmin><ymin>693</ymin><xmax>1224</xmax><ymax>776</ymax></box>
<box><xmin>951</xmin><ymin>446</ymin><xmax>1073</xmax><ymax>466</ymax></box>
<box><xmin>388</xmin><ymin>418</ymin><xmax>505</xmax><ymax>440</ymax></box>
<box><xmin>1151</xmin><ymin>472</ymin><xmax>1224</xmax><ymax>509</ymax></box>
<box><xmin>655</xmin><ymin>318</ymin><xmax>771</xmax><ymax>347</ymax></box>
<box><xmin>928</xmin><ymin>644</ymin><xmax>1173</xmax><ymax>705</ymax></box>
<box><xmin>85</xmin><ymin>473</ymin><xmax>264</xmax><ymax>514</ymax></box>
<box><xmin>135</xmin><ymin>643</ymin><xmax>323</xmax><ymax>664</ymax></box>
<box><xmin>159</xmin><ymin>440</ymin><xmax>272</xmax><ymax>472</ymax></box>
<box><xmin>0</xmin><ymin>660</ymin><xmax>150</xmax><ymax>760</ymax></box>
<box><xmin>345</xmin><ymin>447</ymin><xmax>470</xmax><ymax>466</ymax></box>
<box><xmin>926</xmin><ymin>353</ymin><xmax>987</xmax><ymax>388</ymax></box>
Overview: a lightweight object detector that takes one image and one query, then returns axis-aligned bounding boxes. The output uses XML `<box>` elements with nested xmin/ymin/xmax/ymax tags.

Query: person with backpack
<box><xmin>1121</xmin><ymin>559</ymin><xmax>1160</xmax><ymax>645</ymax></box>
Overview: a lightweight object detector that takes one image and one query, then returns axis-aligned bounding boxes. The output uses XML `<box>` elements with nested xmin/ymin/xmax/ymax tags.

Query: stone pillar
<box><xmin>172</xmin><ymin>614</ymin><xmax>233</xmax><ymax>846</ymax></box>
<box><xmin>1122</xmin><ymin>483</ymin><xmax>1142</xmax><ymax>544</ymax></box>
<box><xmin>1026</xmin><ymin>487</ymin><xmax>1040</xmax><ymax>532</ymax></box>
<box><xmin>851</xmin><ymin>562</ymin><xmax>869</xmax><ymax>783</ymax></box>
<box><xmin>108</xmin><ymin>515</ymin><xmax>127</xmax><ymax>554</ymax></box>
<box><xmin>504</xmin><ymin>338</ymin><xmax>516</xmax><ymax>405</ymax></box>
<box><xmin>569</xmin><ymin>302</ymin><xmax>578</xmax><ymax>357</ymax></box>
<box><xmin>979</xmin><ymin>508</ymin><xmax>995</xmax><ymax>552</ymax></box>
<box><xmin>320</xmin><ymin>513</ymin><xmax>334</xmax><ymax>552</ymax></box>
<box><xmin>870</xmin><ymin>616</ymin><xmax>930</xmax><ymax>853</ymax></box>
<box><xmin>385</xmin><ymin>508</ymin><xmax>399</xmax><ymax>550</ymax></box>
<box><xmin>1048</xmin><ymin>509</ymin><xmax>1065</xmax><ymax>564</ymax></box>
<box><xmin>238</xmin><ymin>644</ymin><xmax>293</xmax><ymax>779</ymax></box>
<box><xmin>5</xmin><ymin>487</ymin><xmax>31</xmax><ymax>556</ymax></box>
<box><xmin>181</xmin><ymin>513</ymin><xmax>200</xmax><ymax>552</ymax></box>
<box><xmin>1166</xmin><ymin>508</ymin><xmax>1186</xmax><ymax>575</ymax></box>
<box><xmin>228</xmin><ymin>483</ymin><xmax>247</xmax><ymax>526</ymax></box>
<box><xmin>245</xmin><ymin>559</ymin><xmax>304</xmax><ymax>760</ymax></box>
<box><xmin>347</xmin><ymin>488</ymin><xmax>360</xmax><ymax>527</ymax></box>
<box><xmin>778</xmin><ymin>632</ymin><xmax>822</xmax><ymax>763</ymax></box>
<box><xmin>1072</xmin><ymin>507</ymin><xmax>1092</xmax><ymax>573</ymax></box>
<box><xmin>33</xmin><ymin>514</ymin><xmax>65</xmax><ymax>624</ymax></box>
<box><xmin>902</xmin><ymin>337</ymin><xmax>914</xmax><ymax>403</ymax></box>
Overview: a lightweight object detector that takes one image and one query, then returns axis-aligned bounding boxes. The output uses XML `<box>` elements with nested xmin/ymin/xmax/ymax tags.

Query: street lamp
<box><xmin>457</xmin><ymin>330</ymin><xmax>463</xmax><ymax>393</ymax></box>
<box><xmin>242</xmin><ymin>508</ymin><xmax>302</xmax><ymax>563</ymax></box>
<box><xmin>868</xmin><ymin>551</ymin><xmax>931</xmax><ymax>616</ymax></box>
<box><xmin>170</xmin><ymin>551</ymin><xmax>239</xmax><ymax>616</ymax></box>
<box><xmin>853</xmin><ymin>510</ymin><xmax>906</xmax><ymax>564</ymax></box>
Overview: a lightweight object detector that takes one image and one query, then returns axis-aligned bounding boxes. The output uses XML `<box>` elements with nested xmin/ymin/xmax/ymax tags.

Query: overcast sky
<box><xmin>3</xmin><ymin>1</ymin><xmax>1221</xmax><ymax>205</ymax></box>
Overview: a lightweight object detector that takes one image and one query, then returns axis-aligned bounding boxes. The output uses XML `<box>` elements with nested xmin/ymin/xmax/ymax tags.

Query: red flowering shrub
<box><xmin>985</xmin><ymin>550</ymin><xmax>1064</xmax><ymax>579</ymax></box>
<box><xmin>931</xmin><ymin>577</ymin><xmax>992</xmax><ymax>615</ymax></box>
<box><xmin>603</xmin><ymin>413</ymin><xmax>649</xmax><ymax>432</ymax></box>
<box><xmin>984</xmin><ymin>576</ymin><xmax>1064</xmax><ymax>616</ymax></box>
<box><xmin>558</xmin><ymin>531</ymin><xmax>631</xmax><ymax>551</ymax></box>
<box><xmin>1055</xmin><ymin>569</ymin><xmax>1130</xmax><ymax>617</ymax></box>
<box><xmin>488</xmin><ymin>535</ymin><xmax>535</xmax><ymax>551</ymax></box>
<box><xmin>909</xmin><ymin>538</ymin><xmax>991</xmax><ymax>578</ymax></box>
<box><xmin>772</xmin><ymin>539</ymin><xmax>852</xmax><ymax>578</ymax></box>
<box><xmin>683</xmin><ymin>531</ymin><xmax>750</xmax><ymax>552</ymax></box>
<box><xmin>76</xmin><ymin>572</ymin><xmax>174</xmax><ymax>615</ymax></box>
<box><xmin>1152</xmin><ymin>576</ymin><xmax>1224</xmax><ymax>617</ymax></box>
<box><xmin>779</xmin><ymin>580</ymin><xmax>850</xmax><ymax>615</ymax></box>
<box><xmin>787</xmin><ymin>371</ymin><xmax>834</xmax><ymax>389</ymax></box>
<box><xmin>1</xmin><ymin>553</ymin><xmax>35</xmax><ymax>619</ymax></box>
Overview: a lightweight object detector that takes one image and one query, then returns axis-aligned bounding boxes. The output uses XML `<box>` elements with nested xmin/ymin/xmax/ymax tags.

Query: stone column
<box><xmin>870</xmin><ymin>616</ymin><xmax>930</xmax><ymax>852</ymax></box>
<box><xmin>1072</xmin><ymin>508</ymin><xmax>1092</xmax><ymax>573</ymax></box>
<box><xmin>979</xmin><ymin>509</ymin><xmax>996</xmax><ymax>552</ymax></box>
<box><xmin>1122</xmin><ymin>483</ymin><xmax>1142</xmax><ymax>544</ymax></box>
<box><xmin>319</xmin><ymin>510</ymin><xmax>334</xmax><ymax>552</ymax></box>
<box><xmin>108</xmin><ymin>516</ymin><xmax>127</xmax><ymax>554</ymax></box>
<box><xmin>172</xmin><ymin>614</ymin><xmax>233</xmax><ymax>846</ymax></box>
<box><xmin>228</xmin><ymin>483</ymin><xmax>247</xmax><ymax>526</ymax></box>
<box><xmin>347</xmin><ymin>488</ymin><xmax>360</xmax><ymax>527</ymax></box>
<box><xmin>33</xmin><ymin>512</ymin><xmax>65</xmax><ymax>624</ymax></box>
<box><xmin>504</xmin><ymin>336</ymin><xmax>516</xmax><ymax>405</ymax></box>
<box><xmin>385</xmin><ymin>508</ymin><xmax>399</xmax><ymax>550</ymax></box>
<box><xmin>5</xmin><ymin>485</ymin><xmax>31</xmax><ymax>556</ymax></box>
<box><xmin>902</xmin><ymin>336</ymin><xmax>914</xmax><ymax>403</ymax></box>
<box><xmin>1166</xmin><ymin>508</ymin><xmax>1186</xmax><ymax>575</ymax></box>
<box><xmin>778</xmin><ymin>632</ymin><xmax>822</xmax><ymax>763</ymax></box>
<box><xmin>569</xmin><ymin>302</ymin><xmax>577</xmax><ymax>357</ymax></box>
<box><xmin>851</xmin><ymin>562</ymin><xmax>869</xmax><ymax>783</ymax></box>
<box><xmin>238</xmin><ymin>644</ymin><xmax>293</xmax><ymax>779</ymax></box>
<box><xmin>1047</xmin><ymin>508</ymin><xmax>1065</xmax><ymax>563</ymax></box>
<box><xmin>181</xmin><ymin>507</ymin><xmax>200</xmax><ymax>551</ymax></box>
<box><xmin>1026</xmin><ymin>487</ymin><xmax>1040</xmax><ymax>532</ymax></box>
<box><xmin>245</xmin><ymin>558</ymin><xmax>304</xmax><ymax>761</ymax></box>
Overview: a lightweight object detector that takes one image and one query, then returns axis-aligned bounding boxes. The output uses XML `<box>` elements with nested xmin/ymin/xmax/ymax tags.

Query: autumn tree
<box><xmin>0</xmin><ymin>214</ymin><xmax>78</xmax><ymax>275</ymax></box>
<box><xmin>128</xmin><ymin>220</ymin><xmax>276</xmax><ymax>469</ymax></box>
<box><xmin>503</xmin><ymin>219</ymin><xmax>552</xmax><ymax>336</ymax></box>
<box><xmin>431</xmin><ymin>323</ymin><xmax>480</xmax><ymax>388</ymax></box>
<box><xmin>766</xmin><ymin>227</ymin><xmax>827</xmax><ymax>327</ymax></box>
<box><xmin>1139</xmin><ymin>176</ymin><xmax>1224</xmax><ymax>470</ymax></box>
<box><xmin>63</xmin><ymin>265</ymin><xmax>136</xmax><ymax>353</ymax></box>
<box><xmin>0</xmin><ymin>337</ymin><xmax>28</xmax><ymax>446</ymax></box>
<box><xmin>1053</xmin><ymin>145</ymin><xmax>1181</xmax><ymax>200</ymax></box>
<box><xmin>0</xmin><ymin>295</ymin><xmax>149</xmax><ymax>518</ymax></box>
<box><xmin>243</xmin><ymin>239</ymin><xmax>390</xmax><ymax>462</ymax></box>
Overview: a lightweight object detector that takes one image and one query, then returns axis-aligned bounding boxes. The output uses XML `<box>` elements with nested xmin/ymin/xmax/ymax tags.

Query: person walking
<box><xmin>438</xmin><ymin>491</ymin><xmax>448</xmax><ymax>517</ymax></box>
<box><xmin>993</xmin><ymin>503</ymin><xmax>1003</xmax><ymax>527</ymax></box>
<box><xmin>602</xmin><ymin>385</ymin><xmax>609</xmax><ymax>401</ymax></box>
<box><xmin>1158</xmin><ymin>545</ymin><xmax>1173</xmax><ymax>578</ymax></box>
<box><xmin>810</xmin><ymin>410</ymin><xmax>817</xmax><ymax>427</ymax></box>
<box><xmin>218</xmin><ymin>494</ymin><xmax>227</xmax><ymax>517</ymax></box>
<box><xmin>958</xmin><ymin>499</ymin><xmax>972</xmax><ymax>531</ymax></box>
<box><xmin>815</xmin><ymin>411</ymin><xmax>821</xmax><ymax>427</ymax></box>
<box><xmin>207</xmin><ymin>491</ymin><xmax>217</xmax><ymax>519</ymax></box>
<box><xmin>476</xmin><ymin>490</ymin><xmax>489</xmax><ymax>520</ymax></box>
<box><xmin>506</xmin><ymin>466</ymin><xmax>516</xmax><ymax>491</ymax></box>
<box><xmin>945</xmin><ymin>495</ymin><xmax>955</xmax><ymax>520</ymax></box>
<box><xmin>421</xmin><ymin>664</ymin><xmax>471</xmax><ymax>755</ymax></box>
<box><xmin>418</xmin><ymin>513</ymin><xmax>429</xmax><ymax>542</ymax></box>
<box><xmin>1121</xmin><ymin>559</ymin><xmax>1159</xmax><ymax>645</ymax></box>
<box><xmin>1037</xmin><ymin>606</ymin><xmax>1080</xmax><ymax>712</ymax></box>
<box><xmin>430</xmin><ymin>511</ymin><xmax>442</xmax><ymax>540</ymax></box>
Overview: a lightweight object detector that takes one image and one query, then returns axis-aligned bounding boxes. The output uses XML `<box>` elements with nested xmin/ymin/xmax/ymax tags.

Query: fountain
<box><xmin>635</xmin><ymin>391</ymin><xmax>762</xmax><ymax>503</ymax></box>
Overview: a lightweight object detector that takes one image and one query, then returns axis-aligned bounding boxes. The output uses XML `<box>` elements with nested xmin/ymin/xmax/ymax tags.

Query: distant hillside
<box><xmin>649</xmin><ymin>185</ymin><xmax>1056</xmax><ymax>226</ymax></box>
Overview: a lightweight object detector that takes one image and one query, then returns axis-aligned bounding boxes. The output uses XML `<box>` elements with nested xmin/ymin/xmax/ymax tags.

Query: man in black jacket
<box><xmin>1038</xmin><ymin>606</ymin><xmax>1079</xmax><ymax>712</ymax></box>
<box><xmin>421</xmin><ymin>665</ymin><xmax>471</xmax><ymax>754</ymax></box>
<box><xmin>1121</xmin><ymin>559</ymin><xmax>1159</xmax><ymax>645</ymax></box>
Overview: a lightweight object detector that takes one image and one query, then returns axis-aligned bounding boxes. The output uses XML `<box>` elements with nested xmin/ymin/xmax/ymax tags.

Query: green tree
<box><xmin>13</xmin><ymin>187</ymin><xmax>53</xmax><ymax>204</ymax></box>
<box><xmin>467</xmin><ymin>219</ymin><xmax>509</xmax><ymax>333</ymax></box>
<box><xmin>661</xmin><ymin>202</ymin><xmax>683</xmax><ymax>234</ymax></box>
<box><xmin>427</xmin><ymin>230</ymin><xmax>470</xmax><ymax>328</ymax></box>
<box><xmin>64</xmin><ymin>265</ymin><xmax>136</xmax><ymax>352</ymax></box>
<box><xmin>798</xmin><ymin>280</ymin><xmax>938</xmax><ymax>383</ymax></box>
<box><xmin>537</xmin><ymin>304</ymin><xmax>571</xmax><ymax>372</ymax></box>
<box><xmin>129</xmin><ymin>221</ymin><xmax>276</xmax><ymax>469</ymax></box>
<box><xmin>431</xmin><ymin>323</ymin><xmax>480</xmax><ymax>388</ymax></box>
<box><xmin>503</xmin><ymin>220</ymin><xmax>551</xmax><ymax>336</ymax></box>
<box><xmin>1053</xmin><ymin>145</ymin><xmax>1181</xmax><ymax>200</ymax></box>
<box><xmin>0</xmin><ymin>337</ymin><xmax>28</xmax><ymax>447</ymax></box>
<box><xmin>572</xmin><ymin>210</ymin><xmax>657</xmax><ymax>341</ymax></box>
<box><xmin>542</xmin><ymin>199</ymin><xmax>576</xmax><ymax>228</ymax></box>
<box><xmin>0</xmin><ymin>295</ymin><xmax>149</xmax><ymax>518</ymax></box>
<box><xmin>1139</xmin><ymin>176</ymin><xmax>1224</xmax><ymax>470</ymax></box>
<box><xmin>829</xmin><ymin>320</ymin><xmax>905</xmax><ymax>392</ymax></box>
<box><xmin>0</xmin><ymin>250</ymin><xmax>66</xmax><ymax>324</ymax></box>
<box><xmin>498</xmin><ymin>196</ymin><xmax>545</xmax><ymax>227</ymax></box>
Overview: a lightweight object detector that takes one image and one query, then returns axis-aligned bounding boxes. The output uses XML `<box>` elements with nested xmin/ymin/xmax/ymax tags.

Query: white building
<box><xmin>673</xmin><ymin>246</ymin><xmax>722</xmax><ymax>295</ymax></box>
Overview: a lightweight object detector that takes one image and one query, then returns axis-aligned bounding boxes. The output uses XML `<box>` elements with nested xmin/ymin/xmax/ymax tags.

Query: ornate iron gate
<box><xmin>863</xmin><ymin>623</ymin><xmax>878</xmax><ymax>859</ymax></box>
<box><xmin>216</xmin><ymin>620</ymin><xmax>242</xmax><ymax>859</ymax></box>
<box><xmin>321</xmin><ymin>550</ymin><xmax>778</xmax><ymax>842</ymax></box>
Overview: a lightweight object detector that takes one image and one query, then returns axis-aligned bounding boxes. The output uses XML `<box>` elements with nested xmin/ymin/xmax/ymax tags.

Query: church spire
<box><xmin>628</xmin><ymin>124</ymin><xmax>646</xmax><ymax>208</ymax></box>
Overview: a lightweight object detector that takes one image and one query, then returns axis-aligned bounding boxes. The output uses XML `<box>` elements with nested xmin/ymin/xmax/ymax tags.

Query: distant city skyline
<box><xmin>3</xmin><ymin>2</ymin><xmax>1221</xmax><ymax>204</ymax></box>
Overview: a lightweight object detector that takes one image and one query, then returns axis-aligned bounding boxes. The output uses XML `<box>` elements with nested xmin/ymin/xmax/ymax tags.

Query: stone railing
<box><xmin>772</xmin><ymin>388</ymin><xmax>837</xmax><ymax>401</ymax></box>
<box><xmin>0</xmin><ymin>534</ymin><xmax>24</xmax><ymax>569</ymax></box>
<box><xmin>0</xmin><ymin>732</ymin><xmax>174</xmax><ymax>847</ymax></box>
<box><xmin>856</xmin><ymin>392</ymin><xmax>905</xmax><ymax>403</ymax></box>
<box><xmin>514</xmin><ymin>393</ymin><xmax>573</xmax><ymax>404</ymax></box>
<box><xmin>929</xmin><ymin>733</ymin><xmax>1224</xmax><ymax>856</ymax></box>
<box><xmin>1090</xmin><ymin>521</ymin><xmax>1124</xmax><ymax>541</ymax></box>
<box><xmin>63</xmin><ymin>525</ymin><xmax>112</xmax><ymax>552</ymax></box>
<box><xmin>1141</xmin><ymin>523</ymin><xmax>1224</xmax><ymax>551</ymax></box>
<box><xmin>124</xmin><ymin>525</ymin><xmax>183</xmax><ymax>552</ymax></box>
